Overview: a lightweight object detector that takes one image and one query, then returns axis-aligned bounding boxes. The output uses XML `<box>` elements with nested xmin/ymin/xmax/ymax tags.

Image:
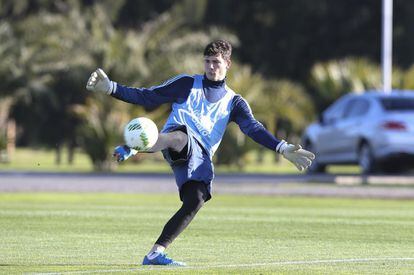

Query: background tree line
<box><xmin>0</xmin><ymin>0</ymin><xmax>413</xmax><ymax>170</ymax></box>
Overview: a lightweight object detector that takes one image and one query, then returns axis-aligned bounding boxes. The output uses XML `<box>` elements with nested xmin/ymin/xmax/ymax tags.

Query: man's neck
<box><xmin>203</xmin><ymin>74</ymin><xmax>225</xmax><ymax>87</ymax></box>
<box><xmin>202</xmin><ymin>74</ymin><xmax>227</xmax><ymax>103</ymax></box>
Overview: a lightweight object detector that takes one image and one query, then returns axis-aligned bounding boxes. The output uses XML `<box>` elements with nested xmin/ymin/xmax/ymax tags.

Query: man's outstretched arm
<box><xmin>230</xmin><ymin>95</ymin><xmax>315</xmax><ymax>171</ymax></box>
<box><xmin>86</xmin><ymin>68</ymin><xmax>193</xmax><ymax>108</ymax></box>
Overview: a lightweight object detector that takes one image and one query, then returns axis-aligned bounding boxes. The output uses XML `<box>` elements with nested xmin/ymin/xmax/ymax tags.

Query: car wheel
<box><xmin>305</xmin><ymin>141</ymin><xmax>325</xmax><ymax>174</ymax></box>
<box><xmin>359</xmin><ymin>143</ymin><xmax>377</xmax><ymax>174</ymax></box>
<box><xmin>381</xmin><ymin>160</ymin><xmax>404</xmax><ymax>174</ymax></box>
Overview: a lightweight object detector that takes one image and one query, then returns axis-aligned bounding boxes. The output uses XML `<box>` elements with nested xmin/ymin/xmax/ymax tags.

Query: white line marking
<box><xmin>26</xmin><ymin>257</ymin><xmax>414</xmax><ymax>274</ymax></box>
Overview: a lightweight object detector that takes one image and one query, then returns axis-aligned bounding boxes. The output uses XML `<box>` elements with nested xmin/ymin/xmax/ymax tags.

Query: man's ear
<box><xmin>226</xmin><ymin>59</ymin><xmax>231</xmax><ymax>69</ymax></box>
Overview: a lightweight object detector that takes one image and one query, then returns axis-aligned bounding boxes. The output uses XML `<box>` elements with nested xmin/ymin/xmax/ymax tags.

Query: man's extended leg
<box><xmin>148</xmin><ymin>131</ymin><xmax>187</xmax><ymax>153</ymax></box>
<box><xmin>114</xmin><ymin>130</ymin><xmax>187</xmax><ymax>162</ymax></box>
<box><xmin>143</xmin><ymin>181</ymin><xmax>209</xmax><ymax>266</ymax></box>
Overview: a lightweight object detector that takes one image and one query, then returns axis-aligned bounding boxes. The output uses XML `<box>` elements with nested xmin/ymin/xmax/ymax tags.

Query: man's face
<box><xmin>204</xmin><ymin>54</ymin><xmax>231</xmax><ymax>81</ymax></box>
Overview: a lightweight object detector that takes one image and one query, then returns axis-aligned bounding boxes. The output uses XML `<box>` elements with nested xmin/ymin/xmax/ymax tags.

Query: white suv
<box><xmin>302</xmin><ymin>91</ymin><xmax>414</xmax><ymax>174</ymax></box>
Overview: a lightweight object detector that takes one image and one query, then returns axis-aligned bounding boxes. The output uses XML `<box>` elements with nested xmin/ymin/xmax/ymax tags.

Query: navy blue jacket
<box><xmin>112</xmin><ymin>74</ymin><xmax>281</xmax><ymax>151</ymax></box>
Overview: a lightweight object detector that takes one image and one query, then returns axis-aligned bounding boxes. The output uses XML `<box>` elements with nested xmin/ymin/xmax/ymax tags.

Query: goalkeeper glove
<box><xmin>86</xmin><ymin>68</ymin><xmax>117</xmax><ymax>95</ymax></box>
<box><xmin>113</xmin><ymin>145</ymin><xmax>138</xmax><ymax>162</ymax></box>
<box><xmin>276</xmin><ymin>140</ymin><xmax>315</xmax><ymax>171</ymax></box>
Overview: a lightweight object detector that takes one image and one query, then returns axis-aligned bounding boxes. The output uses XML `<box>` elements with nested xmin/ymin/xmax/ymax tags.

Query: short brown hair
<box><xmin>203</xmin><ymin>40</ymin><xmax>232</xmax><ymax>61</ymax></box>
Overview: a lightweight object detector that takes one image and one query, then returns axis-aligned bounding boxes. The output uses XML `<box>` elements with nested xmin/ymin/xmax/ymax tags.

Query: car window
<box><xmin>323</xmin><ymin>96</ymin><xmax>351</xmax><ymax>123</ymax></box>
<box><xmin>343</xmin><ymin>98</ymin><xmax>370</xmax><ymax>118</ymax></box>
<box><xmin>380</xmin><ymin>98</ymin><xmax>414</xmax><ymax>111</ymax></box>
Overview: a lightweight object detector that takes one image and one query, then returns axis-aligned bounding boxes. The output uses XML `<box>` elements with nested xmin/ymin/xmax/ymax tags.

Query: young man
<box><xmin>86</xmin><ymin>40</ymin><xmax>315</xmax><ymax>266</ymax></box>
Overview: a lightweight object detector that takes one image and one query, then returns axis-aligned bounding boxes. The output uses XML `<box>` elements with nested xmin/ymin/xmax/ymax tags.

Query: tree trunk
<box><xmin>55</xmin><ymin>145</ymin><xmax>62</xmax><ymax>165</ymax></box>
<box><xmin>6</xmin><ymin>120</ymin><xmax>16</xmax><ymax>162</ymax></box>
<box><xmin>68</xmin><ymin>142</ymin><xmax>75</xmax><ymax>165</ymax></box>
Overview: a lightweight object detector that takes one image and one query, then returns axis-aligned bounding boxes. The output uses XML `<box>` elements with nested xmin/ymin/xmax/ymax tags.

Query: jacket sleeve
<box><xmin>111</xmin><ymin>75</ymin><xmax>194</xmax><ymax>108</ymax></box>
<box><xmin>229</xmin><ymin>95</ymin><xmax>281</xmax><ymax>151</ymax></box>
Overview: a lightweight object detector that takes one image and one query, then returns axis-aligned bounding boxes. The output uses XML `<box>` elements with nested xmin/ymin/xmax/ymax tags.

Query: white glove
<box><xmin>276</xmin><ymin>140</ymin><xmax>315</xmax><ymax>171</ymax></box>
<box><xmin>86</xmin><ymin>68</ymin><xmax>117</xmax><ymax>95</ymax></box>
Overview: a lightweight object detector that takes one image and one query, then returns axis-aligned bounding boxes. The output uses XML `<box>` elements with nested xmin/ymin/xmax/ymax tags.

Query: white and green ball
<box><xmin>123</xmin><ymin>117</ymin><xmax>158</xmax><ymax>151</ymax></box>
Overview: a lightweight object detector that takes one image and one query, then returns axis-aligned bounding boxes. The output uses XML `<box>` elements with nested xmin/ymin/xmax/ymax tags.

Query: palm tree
<box><xmin>73</xmin><ymin>0</ymin><xmax>234</xmax><ymax>170</ymax></box>
<box><xmin>72</xmin><ymin>95</ymin><xmax>129</xmax><ymax>171</ymax></box>
<box><xmin>397</xmin><ymin>65</ymin><xmax>414</xmax><ymax>90</ymax></box>
<box><xmin>310</xmin><ymin>58</ymin><xmax>381</xmax><ymax>111</ymax></box>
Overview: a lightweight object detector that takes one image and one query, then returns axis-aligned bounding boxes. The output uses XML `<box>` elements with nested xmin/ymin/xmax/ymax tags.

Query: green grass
<box><xmin>0</xmin><ymin>147</ymin><xmax>172</xmax><ymax>173</ymax></box>
<box><xmin>0</xmin><ymin>193</ymin><xmax>413</xmax><ymax>274</ymax></box>
<box><xmin>0</xmin><ymin>147</ymin><xmax>360</xmax><ymax>174</ymax></box>
<box><xmin>0</xmin><ymin>148</ymin><xmax>93</xmax><ymax>172</ymax></box>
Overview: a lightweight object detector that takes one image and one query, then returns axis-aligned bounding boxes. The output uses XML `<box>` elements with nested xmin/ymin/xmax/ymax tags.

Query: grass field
<box><xmin>0</xmin><ymin>193</ymin><xmax>413</xmax><ymax>274</ymax></box>
<box><xmin>0</xmin><ymin>147</ymin><xmax>361</xmax><ymax>174</ymax></box>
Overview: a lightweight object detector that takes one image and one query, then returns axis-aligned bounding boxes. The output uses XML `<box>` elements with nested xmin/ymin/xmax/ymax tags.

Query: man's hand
<box><xmin>86</xmin><ymin>68</ymin><xmax>116</xmax><ymax>95</ymax></box>
<box><xmin>113</xmin><ymin>145</ymin><xmax>138</xmax><ymax>162</ymax></box>
<box><xmin>276</xmin><ymin>140</ymin><xmax>315</xmax><ymax>171</ymax></box>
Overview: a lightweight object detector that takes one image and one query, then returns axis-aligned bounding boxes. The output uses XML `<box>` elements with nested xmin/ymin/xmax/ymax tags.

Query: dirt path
<box><xmin>1</xmin><ymin>172</ymin><xmax>414</xmax><ymax>199</ymax></box>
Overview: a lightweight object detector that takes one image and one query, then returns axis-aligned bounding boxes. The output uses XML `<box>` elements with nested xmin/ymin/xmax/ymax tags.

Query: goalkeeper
<box><xmin>86</xmin><ymin>40</ymin><xmax>315</xmax><ymax>266</ymax></box>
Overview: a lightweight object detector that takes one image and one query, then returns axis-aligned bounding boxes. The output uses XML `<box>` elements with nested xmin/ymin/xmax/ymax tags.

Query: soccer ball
<box><xmin>123</xmin><ymin>117</ymin><xmax>158</xmax><ymax>151</ymax></box>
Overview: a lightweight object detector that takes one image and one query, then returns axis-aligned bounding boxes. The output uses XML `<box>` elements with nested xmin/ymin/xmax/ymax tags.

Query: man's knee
<box><xmin>181</xmin><ymin>181</ymin><xmax>208</xmax><ymax>213</ymax></box>
<box><xmin>183</xmin><ymin>195</ymin><xmax>205</xmax><ymax>213</ymax></box>
<box><xmin>170</xmin><ymin>131</ymin><xmax>187</xmax><ymax>152</ymax></box>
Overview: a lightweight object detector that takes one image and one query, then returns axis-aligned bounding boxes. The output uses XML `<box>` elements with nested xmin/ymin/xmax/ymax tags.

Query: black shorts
<box><xmin>161</xmin><ymin>125</ymin><xmax>213</xmax><ymax>201</ymax></box>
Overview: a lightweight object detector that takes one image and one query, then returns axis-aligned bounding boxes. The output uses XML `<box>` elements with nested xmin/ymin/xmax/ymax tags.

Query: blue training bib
<box><xmin>162</xmin><ymin>75</ymin><xmax>235</xmax><ymax>158</ymax></box>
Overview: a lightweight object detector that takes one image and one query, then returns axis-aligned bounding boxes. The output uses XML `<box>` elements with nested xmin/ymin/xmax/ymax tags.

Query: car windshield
<box><xmin>380</xmin><ymin>97</ymin><xmax>414</xmax><ymax>111</ymax></box>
